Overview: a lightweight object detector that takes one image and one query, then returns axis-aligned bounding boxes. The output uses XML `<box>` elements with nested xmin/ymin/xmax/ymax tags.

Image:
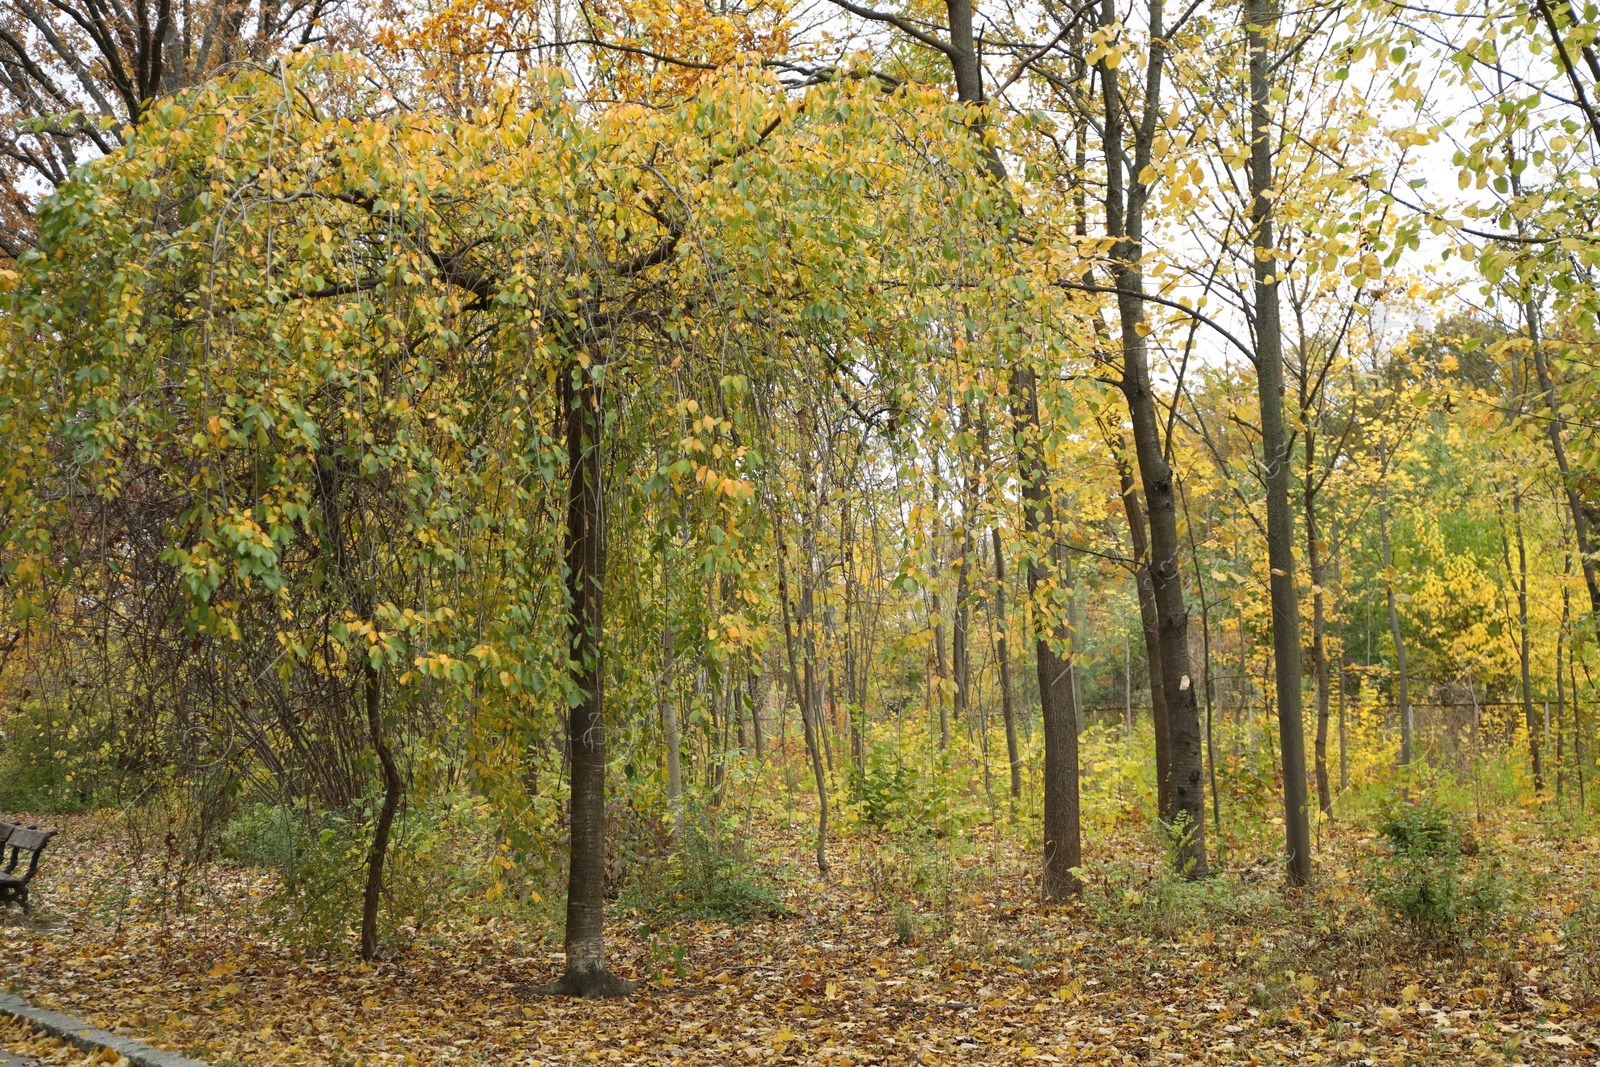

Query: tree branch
<box><xmin>823</xmin><ymin>0</ymin><xmax>956</xmax><ymax>58</ymax></box>
<box><xmin>1054</xmin><ymin>278</ymin><xmax>1257</xmax><ymax>365</ymax></box>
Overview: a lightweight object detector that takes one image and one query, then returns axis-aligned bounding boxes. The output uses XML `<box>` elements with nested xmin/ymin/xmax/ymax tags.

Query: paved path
<box><xmin>0</xmin><ymin>992</ymin><xmax>206</xmax><ymax>1067</ymax></box>
<box><xmin>0</xmin><ymin>1052</ymin><xmax>36</xmax><ymax>1065</ymax></box>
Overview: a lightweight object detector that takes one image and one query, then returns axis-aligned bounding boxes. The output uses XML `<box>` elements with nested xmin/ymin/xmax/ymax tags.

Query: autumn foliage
<box><xmin>0</xmin><ymin>0</ymin><xmax>1599</xmax><ymax>1057</ymax></box>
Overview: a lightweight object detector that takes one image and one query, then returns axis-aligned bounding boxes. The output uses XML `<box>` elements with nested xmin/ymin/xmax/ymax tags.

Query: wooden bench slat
<box><xmin>4</xmin><ymin>828</ymin><xmax>51</xmax><ymax>851</ymax></box>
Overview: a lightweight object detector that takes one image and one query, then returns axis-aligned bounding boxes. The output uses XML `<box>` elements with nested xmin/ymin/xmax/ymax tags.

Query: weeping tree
<box><xmin>1</xmin><ymin>64</ymin><xmax>517</xmax><ymax>958</ymax></box>
<box><xmin>3</xmin><ymin>49</ymin><xmax>1038</xmax><ymax>988</ymax></box>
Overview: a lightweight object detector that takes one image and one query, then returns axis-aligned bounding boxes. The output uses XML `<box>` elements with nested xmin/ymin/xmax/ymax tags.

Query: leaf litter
<box><xmin>1</xmin><ymin>810</ymin><xmax>1598</xmax><ymax>1066</ymax></box>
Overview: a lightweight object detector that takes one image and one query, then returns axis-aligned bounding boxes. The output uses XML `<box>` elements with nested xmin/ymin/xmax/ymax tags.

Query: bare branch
<box><xmin>822</xmin><ymin>0</ymin><xmax>956</xmax><ymax>58</ymax></box>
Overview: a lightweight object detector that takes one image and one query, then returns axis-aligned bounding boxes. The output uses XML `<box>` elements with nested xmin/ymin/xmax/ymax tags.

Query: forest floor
<box><xmin>0</xmin><ymin>807</ymin><xmax>1598</xmax><ymax>1067</ymax></box>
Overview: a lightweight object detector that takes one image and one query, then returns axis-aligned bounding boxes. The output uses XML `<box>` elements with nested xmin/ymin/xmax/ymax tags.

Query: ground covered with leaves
<box><xmin>2</xmin><ymin>806</ymin><xmax>1599</xmax><ymax>1067</ymax></box>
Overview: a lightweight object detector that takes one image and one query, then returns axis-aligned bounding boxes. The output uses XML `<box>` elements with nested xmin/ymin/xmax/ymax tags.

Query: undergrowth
<box><xmin>617</xmin><ymin>802</ymin><xmax>786</xmax><ymax>924</ymax></box>
<box><xmin>1365</xmin><ymin>797</ymin><xmax>1508</xmax><ymax>947</ymax></box>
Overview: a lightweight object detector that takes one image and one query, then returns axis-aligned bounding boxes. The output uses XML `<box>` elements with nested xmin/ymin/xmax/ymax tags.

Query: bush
<box><xmin>670</xmin><ymin>813</ymin><xmax>785</xmax><ymax>921</ymax></box>
<box><xmin>855</xmin><ymin>749</ymin><xmax>924</xmax><ymax>830</ymax></box>
<box><xmin>860</xmin><ymin>829</ymin><xmax>951</xmax><ymax>908</ymax></box>
<box><xmin>1084</xmin><ymin>865</ymin><xmax>1202</xmax><ymax>943</ymax></box>
<box><xmin>220</xmin><ymin>793</ymin><xmax>541</xmax><ymax>952</ymax></box>
<box><xmin>857</xmin><ymin>826</ymin><xmax>998</xmax><ymax>947</ymax></box>
<box><xmin>1534</xmin><ymin>800</ymin><xmax>1591</xmax><ymax>842</ymax></box>
<box><xmin>1365</xmin><ymin>799</ymin><xmax>1505</xmax><ymax>946</ymax></box>
<box><xmin>620</xmin><ymin>804</ymin><xmax>784</xmax><ymax>924</ymax></box>
<box><xmin>1565</xmin><ymin>892</ymin><xmax>1600</xmax><ymax>1005</ymax></box>
<box><xmin>1084</xmin><ymin>853</ymin><xmax>1289</xmax><ymax>944</ymax></box>
<box><xmin>220</xmin><ymin>802</ymin><xmax>304</xmax><ymax>869</ymax></box>
<box><xmin>847</xmin><ymin>734</ymin><xmax>986</xmax><ymax>836</ymax></box>
<box><xmin>229</xmin><ymin>804</ymin><xmax>371</xmax><ymax>947</ymax></box>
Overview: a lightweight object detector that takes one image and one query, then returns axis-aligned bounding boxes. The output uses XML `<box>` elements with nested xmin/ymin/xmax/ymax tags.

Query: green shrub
<box><xmin>220</xmin><ymin>802</ymin><xmax>304</xmax><ymax>869</ymax></box>
<box><xmin>1565</xmin><ymin>892</ymin><xmax>1600</xmax><ymax>1004</ymax></box>
<box><xmin>1085</xmin><ymin>856</ymin><xmax>1285</xmax><ymax>944</ymax></box>
<box><xmin>247</xmin><ymin>806</ymin><xmax>370</xmax><ymax>948</ymax></box>
<box><xmin>220</xmin><ymin>792</ymin><xmax>541</xmax><ymax>952</ymax></box>
<box><xmin>1365</xmin><ymin>799</ymin><xmax>1505</xmax><ymax>946</ymax></box>
<box><xmin>638</xmin><ymin>924</ymin><xmax>689</xmax><ymax>979</ymax></box>
<box><xmin>855</xmin><ymin>749</ymin><xmax>923</xmax><ymax>830</ymax></box>
<box><xmin>860</xmin><ymin>829</ymin><xmax>950</xmax><ymax>908</ymax></box>
<box><xmin>671</xmin><ymin>810</ymin><xmax>784</xmax><ymax>921</ymax></box>
<box><xmin>892</xmin><ymin>904</ymin><xmax>918</xmax><ymax>945</ymax></box>
<box><xmin>620</xmin><ymin>805</ymin><xmax>784</xmax><ymax>923</ymax></box>
<box><xmin>1084</xmin><ymin>866</ymin><xmax>1196</xmax><ymax>942</ymax></box>
<box><xmin>1216</xmin><ymin>721</ymin><xmax>1289</xmax><ymax>817</ymax></box>
<box><xmin>1534</xmin><ymin>800</ymin><xmax>1591</xmax><ymax>842</ymax></box>
<box><xmin>847</xmin><ymin>736</ymin><xmax>986</xmax><ymax>836</ymax></box>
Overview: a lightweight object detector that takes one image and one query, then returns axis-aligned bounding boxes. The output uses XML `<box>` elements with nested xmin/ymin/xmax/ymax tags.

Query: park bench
<box><xmin>0</xmin><ymin>822</ymin><xmax>57</xmax><ymax>912</ymax></box>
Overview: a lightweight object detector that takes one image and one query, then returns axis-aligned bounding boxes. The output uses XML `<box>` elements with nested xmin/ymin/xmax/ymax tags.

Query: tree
<box><xmin>6</xmin><ymin>54</ymin><xmax>925</xmax><ymax>987</ymax></box>
<box><xmin>1084</xmin><ymin>0</ymin><xmax>1210</xmax><ymax>875</ymax></box>
<box><xmin>1244</xmin><ymin>0</ymin><xmax>1310</xmax><ymax>885</ymax></box>
<box><xmin>0</xmin><ymin>61</ymin><xmax>550</xmax><ymax>957</ymax></box>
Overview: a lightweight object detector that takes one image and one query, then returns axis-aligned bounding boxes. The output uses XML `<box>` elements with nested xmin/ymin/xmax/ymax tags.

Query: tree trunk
<box><xmin>1112</xmin><ymin>438</ymin><xmax>1171</xmax><ymax>816</ymax></box>
<box><xmin>1125</xmin><ymin>637</ymin><xmax>1133</xmax><ymax>737</ymax></box>
<box><xmin>954</xmin><ymin>522</ymin><xmax>973</xmax><ymax>736</ymax></box>
<box><xmin>1557</xmin><ymin>577</ymin><xmax>1568</xmax><ymax>801</ymax></box>
<box><xmin>1573</xmin><ymin>642</ymin><xmax>1586</xmax><ymax>808</ymax></box>
<box><xmin>1247</xmin><ymin>0</ymin><xmax>1311</xmax><ymax>885</ymax></box>
<box><xmin>798</xmin><ymin>685</ymin><xmax>830</xmax><ymax>876</ymax></box>
<box><xmin>932</xmin><ymin>588</ymin><xmax>950</xmax><ymax>749</ymax></box>
<box><xmin>544</xmin><ymin>359</ymin><xmax>635</xmax><ymax>998</ymax></box>
<box><xmin>748</xmin><ymin>670</ymin><xmax>765</xmax><ymax>759</ymax></box>
<box><xmin>1385</xmin><ymin>571</ymin><xmax>1410</xmax><ymax>768</ymax></box>
<box><xmin>1012</xmin><ymin>364</ymin><xmax>1081</xmax><ymax>900</ymax></box>
<box><xmin>1379</xmin><ymin>442</ymin><xmax>1412</xmax><ymax>775</ymax></box>
<box><xmin>992</xmin><ymin>526</ymin><xmax>1023</xmax><ymax>803</ymax></box>
<box><xmin>777</xmin><ymin>519</ymin><xmax>829</xmax><ymax>877</ymax></box>
<box><xmin>1180</xmin><ymin>477</ymin><xmax>1224</xmax><ymax>853</ymax></box>
<box><xmin>812</xmin><ymin>629</ymin><xmax>833</xmax><ymax>774</ymax></box>
<box><xmin>1337</xmin><ymin>618</ymin><xmax>1348</xmax><ymax>793</ymax></box>
<box><xmin>1522</xmin><ymin>301</ymin><xmax>1600</xmax><ymax>650</ymax></box>
<box><xmin>661</xmin><ymin>623</ymin><xmax>682</xmax><ymax>815</ymax></box>
<box><xmin>1068</xmin><ymin>584</ymin><xmax>1085</xmax><ymax>733</ymax></box>
<box><xmin>841</xmin><ymin>494</ymin><xmax>866</xmax><ymax>778</ymax></box>
<box><xmin>1304</xmin><ymin>437</ymin><xmax>1333</xmax><ymax>817</ymax></box>
<box><xmin>1098</xmin><ymin>0</ymin><xmax>1208</xmax><ymax>875</ymax></box>
<box><xmin>1239</xmin><ymin>606</ymin><xmax>1250</xmax><ymax>725</ymax></box>
<box><xmin>1514</xmin><ymin>487</ymin><xmax>1544</xmax><ymax>791</ymax></box>
<box><xmin>360</xmin><ymin>658</ymin><xmax>402</xmax><ymax>962</ymax></box>
<box><xmin>1558</xmin><ymin>554</ymin><xmax>1572</xmax><ymax>799</ymax></box>
<box><xmin>735</xmin><ymin>659</ymin><xmax>748</xmax><ymax>753</ymax></box>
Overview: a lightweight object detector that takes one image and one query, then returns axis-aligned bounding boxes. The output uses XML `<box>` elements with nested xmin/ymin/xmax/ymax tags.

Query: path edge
<box><xmin>0</xmin><ymin>989</ymin><xmax>211</xmax><ymax>1067</ymax></box>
